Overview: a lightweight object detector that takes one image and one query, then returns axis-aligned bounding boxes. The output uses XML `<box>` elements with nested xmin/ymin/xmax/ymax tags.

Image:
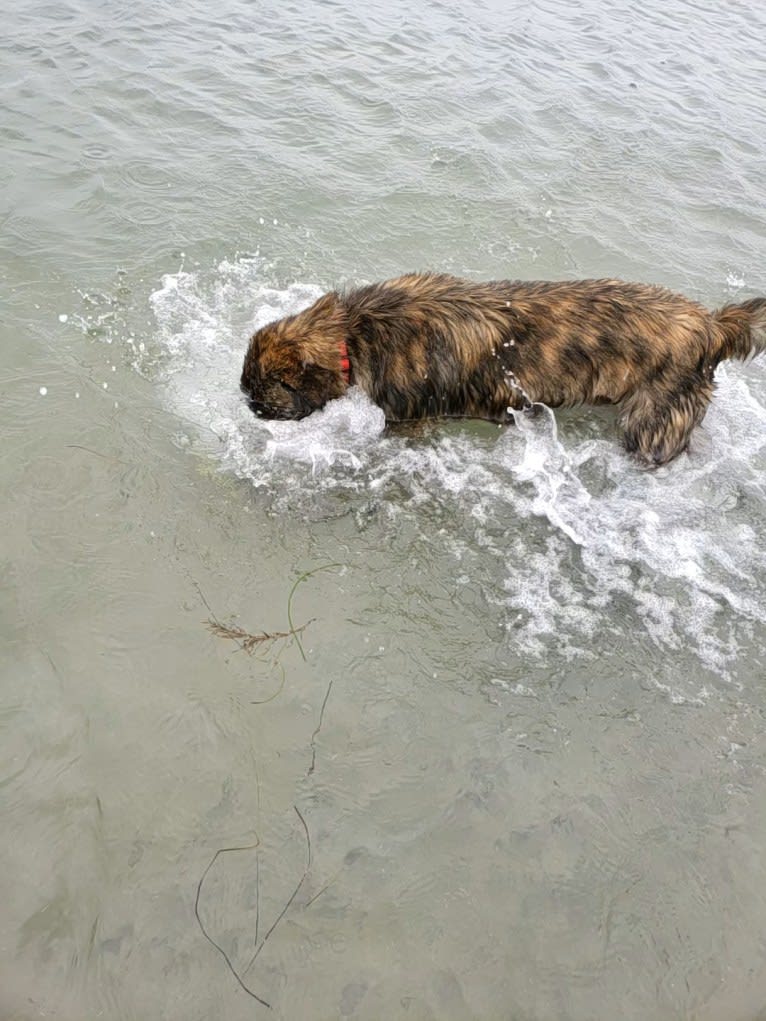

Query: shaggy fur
<box><xmin>240</xmin><ymin>273</ymin><xmax>766</xmax><ymax>464</ymax></box>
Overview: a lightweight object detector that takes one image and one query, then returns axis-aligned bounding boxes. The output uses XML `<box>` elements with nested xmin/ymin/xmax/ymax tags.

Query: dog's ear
<box><xmin>299</xmin><ymin>292</ymin><xmax>343</xmax><ymax>346</ymax></box>
<box><xmin>295</xmin><ymin>291</ymin><xmax>347</xmax><ymax>374</ymax></box>
<box><xmin>303</xmin><ymin>290</ymin><xmax>341</xmax><ymax>320</ymax></box>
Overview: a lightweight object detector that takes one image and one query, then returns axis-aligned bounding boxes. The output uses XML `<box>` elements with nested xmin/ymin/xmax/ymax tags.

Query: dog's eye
<box><xmin>277</xmin><ymin>379</ymin><xmax>298</xmax><ymax>395</ymax></box>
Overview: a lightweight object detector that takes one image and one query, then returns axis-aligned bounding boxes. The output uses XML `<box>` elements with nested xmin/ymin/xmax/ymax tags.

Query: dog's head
<box><xmin>240</xmin><ymin>291</ymin><xmax>349</xmax><ymax>420</ymax></box>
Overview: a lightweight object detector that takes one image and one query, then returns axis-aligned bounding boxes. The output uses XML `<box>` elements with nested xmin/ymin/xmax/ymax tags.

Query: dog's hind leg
<box><xmin>619</xmin><ymin>379</ymin><xmax>713</xmax><ymax>465</ymax></box>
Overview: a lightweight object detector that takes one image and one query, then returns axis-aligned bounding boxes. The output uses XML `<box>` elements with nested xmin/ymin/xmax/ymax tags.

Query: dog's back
<box><xmin>241</xmin><ymin>271</ymin><xmax>766</xmax><ymax>465</ymax></box>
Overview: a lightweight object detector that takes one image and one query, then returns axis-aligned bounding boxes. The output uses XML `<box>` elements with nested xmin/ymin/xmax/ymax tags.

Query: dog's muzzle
<box><xmin>245</xmin><ymin>391</ymin><xmax>313</xmax><ymax>421</ymax></box>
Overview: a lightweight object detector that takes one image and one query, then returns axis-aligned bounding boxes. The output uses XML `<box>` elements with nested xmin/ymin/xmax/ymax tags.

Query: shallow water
<box><xmin>3</xmin><ymin>1</ymin><xmax>766</xmax><ymax>1019</ymax></box>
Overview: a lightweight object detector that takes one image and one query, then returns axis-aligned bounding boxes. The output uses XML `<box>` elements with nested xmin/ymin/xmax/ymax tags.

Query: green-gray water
<box><xmin>3</xmin><ymin>2</ymin><xmax>766</xmax><ymax>1018</ymax></box>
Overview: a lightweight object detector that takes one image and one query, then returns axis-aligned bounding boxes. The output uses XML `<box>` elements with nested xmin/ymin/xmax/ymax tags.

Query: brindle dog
<box><xmin>240</xmin><ymin>273</ymin><xmax>766</xmax><ymax>464</ymax></box>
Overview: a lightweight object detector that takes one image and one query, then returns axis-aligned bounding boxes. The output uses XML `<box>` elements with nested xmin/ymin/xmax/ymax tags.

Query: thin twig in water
<box><xmin>194</xmin><ymin>838</ymin><xmax>271</xmax><ymax>1009</ymax></box>
<box><xmin>287</xmin><ymin>564</ymin><xmax>343</xmax><ymax>661</ymax></box>
<box><xmin>194</xmin><ymin>580</ymin><xmax>218</xmax><ymax>621</ymax></box>
<box><xmin>66</xmin><ymin>443</ymin><xmax>129</xmax><ymax>465</ymax></box>
<box><xmin>243</xmin><ymin>805</ymin><xmax>312</xmax><ymax>977</ymax></box>
<box><xmin>206</xmin><ymin>618</ymin><xmax>314</xmax><ymax>656</ymax></box>
<box><xmin>195</xmin><ymin>581</ymin><xmax>310</xmax><ymax>705</ymax></box>
<box><xmin>308</xmin><ymin>679</ymin><xmax>334</xmax><ymax>776</ymax></box>
<box><xmin>304</xmin><ymin>878</ymin><xmax>337</xmax><ymax>909</ymax></box>
<box><xmin>250</xmin><ymin>662</ymin><xmax>287</xmax><ymax>705</ymax></box>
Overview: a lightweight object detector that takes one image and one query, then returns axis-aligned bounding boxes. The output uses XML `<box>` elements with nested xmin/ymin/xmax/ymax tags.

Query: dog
<box><xmin>240</xmin><ymin>272</ymin><xmax>766</xmax><ymax>464</ymax></box>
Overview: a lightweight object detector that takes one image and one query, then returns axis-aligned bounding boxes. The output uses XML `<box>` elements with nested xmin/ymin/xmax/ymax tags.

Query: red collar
<box><xmin>339</xmin><ymin>340</ymin><xmax>351</xmax><ymax>383</ymax></box>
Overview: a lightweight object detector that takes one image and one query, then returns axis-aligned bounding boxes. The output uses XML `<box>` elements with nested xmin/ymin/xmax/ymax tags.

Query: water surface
<box><xmin>2</xmin><ymin>1</ymin><xmax>766</xmax><ymax>1018</ymax></box>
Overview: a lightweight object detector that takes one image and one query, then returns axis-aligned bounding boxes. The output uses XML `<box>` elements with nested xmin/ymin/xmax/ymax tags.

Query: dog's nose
<box><xmin>246</xmin><ymin>397</ymin><xmax>264</xmax><ymax>417</ymax></box>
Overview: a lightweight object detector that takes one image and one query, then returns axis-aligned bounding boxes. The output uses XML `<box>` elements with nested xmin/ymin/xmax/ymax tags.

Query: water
<box><xmin>3</xmin><ymin>2</ymin><xmax>766</xmax><ymax>1018</ymax></box>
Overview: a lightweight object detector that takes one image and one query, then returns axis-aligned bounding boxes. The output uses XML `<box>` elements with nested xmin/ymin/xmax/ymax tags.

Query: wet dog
<box><xmin>240</xmin><ymin>273</ymin><xmax>766</xmax><ymax>464</ymax></box>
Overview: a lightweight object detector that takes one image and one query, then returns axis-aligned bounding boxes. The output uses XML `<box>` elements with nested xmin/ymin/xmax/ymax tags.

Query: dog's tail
<box><xmin>713</xmin><ymin>297</ymin><xmax>766</xmax><ymax>362</ymax></box>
